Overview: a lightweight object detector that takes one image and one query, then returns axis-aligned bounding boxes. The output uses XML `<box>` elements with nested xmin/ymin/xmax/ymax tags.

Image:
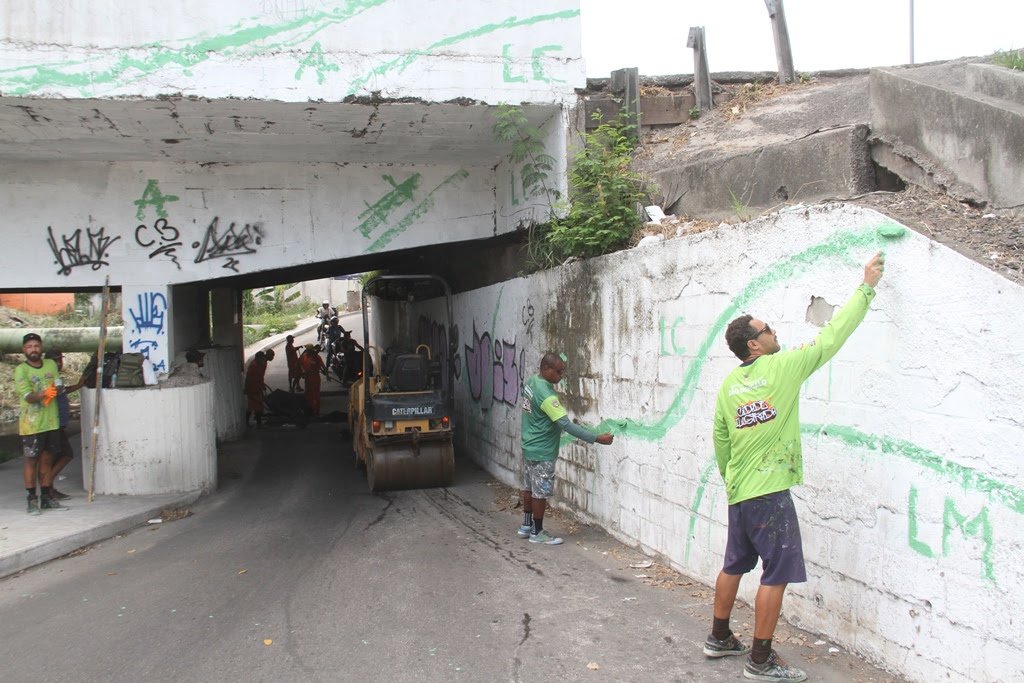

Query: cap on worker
<box><xmin>22</xmin><ymin>332</ymin><xmax>42</xmax><ymax>344</ymax></box>
<box><xmin>322</xmin><ymin>299</ymin><xmax>329</xmax><ymax>305</ymax></box>
<box><xmin>304</xmin><ymin>343</ymin><xmax>316</xmax><ymax>350</ymax></box>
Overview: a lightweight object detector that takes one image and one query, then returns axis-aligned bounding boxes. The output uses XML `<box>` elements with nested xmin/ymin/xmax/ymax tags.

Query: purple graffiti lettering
<box><xmin>47</xmin><ymin>225</ymin><xmax>121</xmax><ymax>276</ymax></box>
<box><xmin>465</xmin><ymin>322</ymin><xmax>520</xmax><ymax>408</ymax></box>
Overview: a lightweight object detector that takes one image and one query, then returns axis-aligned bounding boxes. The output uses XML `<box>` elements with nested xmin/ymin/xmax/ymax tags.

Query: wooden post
<box><xmin>687</xmin><ymin>26</ymin><xmax>713</xmax><ymax>112</ymax></box>
<box><xmin>87</xmin><ymin>276</ymin><xmax>110</xmax><ymax>503</ymax></box>
<box><xmin>764</xmin><ymin>0</ymin><xmax>796</xmax><ymax>83</ymax></box>
<box><xmin>609</xmin><ymin>67</ymin><xmax>641</xmax><ymax>140</ymax></box>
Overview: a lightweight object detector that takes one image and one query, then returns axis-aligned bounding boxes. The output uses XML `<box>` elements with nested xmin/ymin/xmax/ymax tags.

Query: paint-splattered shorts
<box><xmin>522</xmin><ymin>458</ymin><xmax>556</xmax><ymax>499</ymax></box>
<box><xmin>22</xmin><ymin>429</ymin><xmax>61</xmax><ymax>460</ymax></box>
<box><xmin>723</xmin><ymin>489</ymin><xmax>807</xmax><ymax>585</ymax></box>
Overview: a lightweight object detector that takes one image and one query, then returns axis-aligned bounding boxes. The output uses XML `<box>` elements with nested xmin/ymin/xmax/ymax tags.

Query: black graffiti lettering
<box><xmin>193</xmin><ymin>216</ymin><xmax>264</xmax><ymax>270</ymax></box>
<box><xmin>135</xmin><ymin>218</ymin><xmax>182</xmax><ymax>269</ymax></box>
<box><xmin>47</xmin><ymin>225</ymin><xmax>121</xmax><ymax>276</ymax></box>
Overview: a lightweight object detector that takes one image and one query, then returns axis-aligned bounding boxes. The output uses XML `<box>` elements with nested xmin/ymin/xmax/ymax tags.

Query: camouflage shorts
<box><xmin>22</xmin><ymin>430</ymin><xmax>61</xmax><ymax>459</ymax></box>
<box><xmin>522</xmin><ymin>459</ymin><xmax>556</xmax><ymax>499</ymax></box>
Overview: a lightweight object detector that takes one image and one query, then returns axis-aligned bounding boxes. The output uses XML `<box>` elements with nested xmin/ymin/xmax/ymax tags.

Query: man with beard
<box><xmin>15</xmin><ymin>333</ymin><xmax>69</xmax><ymax>514</ymax></box>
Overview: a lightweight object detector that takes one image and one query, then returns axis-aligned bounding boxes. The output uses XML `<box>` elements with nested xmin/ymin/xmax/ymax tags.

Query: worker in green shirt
<box><xmin>518</xmin><ymin>353</ymin><xmax>613</xmax><ymax>545</ymax></box>
<box><xmin>15</xmin><ymin>333</ymin><xmax>70</xmax><ymax>515</ymax></box>
<box><xmin>702</xmin><ymin>253</ymin><xmax>885</xmax><ymax>682</ymax></box>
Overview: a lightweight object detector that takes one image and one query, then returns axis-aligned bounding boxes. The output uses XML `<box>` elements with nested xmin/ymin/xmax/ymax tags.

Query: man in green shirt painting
<box><xmin>518</xmin><ymin>353</ymin><xmax>614</xmax><ymax>545</ymax></box>
<box><xmin>703</xmin><ymin>253</ymin><xmax>885</xmax><ymax>682</ymax></box>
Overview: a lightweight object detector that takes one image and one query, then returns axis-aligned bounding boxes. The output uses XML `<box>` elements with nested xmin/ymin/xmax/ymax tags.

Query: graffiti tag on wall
<box><xmin>46</xmin><ymin>225</ymin><xmax>121</xmax><ymax>276</ymax></box>
<box><xmin>125</xmin><ymin>288</ymin><xmax>169</xmax><ymax>372</ymax></box>
<box><xmin>464</xmin><ymin>323</ymin><xmax>523</xmax><ymax>409</ymax></box>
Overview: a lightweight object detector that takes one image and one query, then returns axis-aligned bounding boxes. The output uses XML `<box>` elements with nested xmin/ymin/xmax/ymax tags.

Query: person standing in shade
<box><xmin>299</xmin><ymin>344</ymin><xmax>326</xmax><ymax>417</ymax></box>
<box><xmin>43</xmin><ymin>351</ymin><xmax>85</xmax><ymax>500</ymax></box>
<box><xmin>15</xmin><ymin>333</ymin><xmax>69</xmax><ymax>514</ymax></box>
<box><xmin>244</xmin><ymin>351</ymin><xmax>269</xmax><ymax>428</ymax></box>
<box><xmin>285</xmin><ymin>335</ymin><xmax>302</xmax><ymax>392</ymax></box>
<box><xmin>702</xmin><ymin>253</ymin><xmax>885</xmax><ymax>682</ymax></box>
<box><xmin>518</xmin><ymin>353</ymin><xmax>613</xmax><ymax>545</ymax></box>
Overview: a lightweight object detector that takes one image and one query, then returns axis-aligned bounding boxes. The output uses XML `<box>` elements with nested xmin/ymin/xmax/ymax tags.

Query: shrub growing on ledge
<box><xmin>547</xmin><ymin>113</ymin><xmax>645</xmax><ymax>260</ymax></box>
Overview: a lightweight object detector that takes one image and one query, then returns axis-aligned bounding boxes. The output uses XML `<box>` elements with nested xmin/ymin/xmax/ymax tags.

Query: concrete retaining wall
<box><xmin>654</xmin><ymin>125</ymin><xmax>875</xmax><ymax>218</ymax></box>
<box><xmin>411</xmin><ymin>203</ymin><xmax>1023</xmax><ymax>683</ymax></box>
<box><xmin>871</xmin><ymin>66</ymin><xmax>1024</xmax><ymax>209</ymax></box>
<box><xmin>80</xmin><ymin>380</ymin><xmax>217</xmax><ymax>495</ymax></box>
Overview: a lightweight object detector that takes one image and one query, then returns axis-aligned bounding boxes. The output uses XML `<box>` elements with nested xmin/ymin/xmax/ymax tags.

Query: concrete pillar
<box><xmin>80</xmin><ymin>381</ymin><xmax>217</xmax><ymax>495</ymax></box>
<box><xmin>123</xmin><ymin>285</ymin><xmax>171</xmax><ymax>374</ymax></box>
<box><xmin>211</xmin><ymin>287</ymin><xmax>242</xmax><ymax>348</ymax></box>
<box><xmin>687</xmin><ymin>27</ymin><xmax>713</xmax><ymax>113</ymax></box>
<box><xmin>609</xmin><ymin>67</ymin><xmax>641</xmax><ymax>139</ymax></box>
<box><xmin>206</xmin><ymin>346</ymin><xmax>246</xmax><ymax>441</ymax></box>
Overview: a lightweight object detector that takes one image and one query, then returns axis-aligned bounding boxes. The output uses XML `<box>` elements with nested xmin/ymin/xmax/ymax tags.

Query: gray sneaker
<box><xmin>516</xmin><ymin>524</ymin><xmax>533</xmax><ymax>538</ymax></box>
<box><xmin>703</xmin><ymin>633</ymin><xmax>750</xmax><ymax>657</ymax></box>
<box><xmin>744</xmin><ymin>651</ymin><xmax>807</xmax><ymax>682</ymax></box>
<box><xmin>40</xmin><ymin>496</ymin><xmax>70</xmax><ymax>511</ymax></box>
<box><xmin>528</xmin><ymin>530</ymin><xmax>563</xmax><ymax>545</ymax></box>
<box><xmin>27</xmin><ymin>497</ymin><xmax>41</xmax><ymax>515</ymax></box>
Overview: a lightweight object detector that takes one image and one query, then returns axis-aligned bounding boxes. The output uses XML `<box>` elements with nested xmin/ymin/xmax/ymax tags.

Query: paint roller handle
<box><xmin>40</xmin><ymin>384</ymin><xmax>58</xmax><ymax>406</ymax></box>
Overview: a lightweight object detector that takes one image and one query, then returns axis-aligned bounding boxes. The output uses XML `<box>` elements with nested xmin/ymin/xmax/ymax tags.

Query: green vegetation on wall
<box><xmin>493</xmin><ymin>106</ymin><xmax>646</xmax><ymax>270</ymax></box>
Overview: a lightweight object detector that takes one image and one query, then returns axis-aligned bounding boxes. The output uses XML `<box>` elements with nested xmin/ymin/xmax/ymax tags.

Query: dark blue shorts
<box><xmin>723</xmin><ymin>489</ymin><xmax>807</xmax><ymax>585</ymax></box>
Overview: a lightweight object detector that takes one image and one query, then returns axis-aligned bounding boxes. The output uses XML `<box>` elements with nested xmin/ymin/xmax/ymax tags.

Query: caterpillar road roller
<box><xmin>348</xmin><ymin>274</ymin><xmax>454</xmax><ymax>492</ymax></box>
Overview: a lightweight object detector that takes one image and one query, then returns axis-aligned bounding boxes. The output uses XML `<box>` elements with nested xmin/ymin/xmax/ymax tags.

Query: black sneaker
<box><xmin>50</xmin><ymin>488</ymin><xmax>72</xmax><ymax>500</ymax></box>
<box><xmin>744</xmin><ymin>650</ymin><xmax>807</xmax><ymax>681</ymax></box>
<box><xmin>703</xmin><ymin>633</ymin><xmax>751</xmax><ymax>658</ymax></box>
<box><xmin>40</xmin><ymin>496</ymin><xmax>70</xmax><ymax>511</ymax></box>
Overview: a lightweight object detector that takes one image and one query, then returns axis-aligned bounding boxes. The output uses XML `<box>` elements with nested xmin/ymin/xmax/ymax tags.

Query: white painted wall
<box><xmin>410</xmin><ymin>204</ymin><xmax>1023</xmax><ymax>683</ymax></box>
<box><xmin>0</xmin><ymin>1</ymin><xmax>584</xmax><ymax>103</ymax></box>
<box><xmin>80</xmin><ymin>381</ymin><xmax>217</xmax><ymax>494</ymax></box>
<box><xmin>2</xmin><ymin>161</ymin><xmax>495</xmax><ymax>289</ymax></box>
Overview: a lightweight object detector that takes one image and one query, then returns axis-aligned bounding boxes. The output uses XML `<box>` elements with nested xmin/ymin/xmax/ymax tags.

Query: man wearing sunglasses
<box><xmin>703</xmin><ymin>252</ymin><xmax>885</xmax><ymax>682</ymax></box>
<box><xmin>518</xmin><ymin>352</ymin><xmax>614</xmax><ymax>545</ymax></box>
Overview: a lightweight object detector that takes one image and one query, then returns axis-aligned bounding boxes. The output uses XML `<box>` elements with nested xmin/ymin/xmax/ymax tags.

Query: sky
<box><xmin>580</xmin><ymin>0</ymin><xmax>1024</xmax><ymax>77</ymax></box>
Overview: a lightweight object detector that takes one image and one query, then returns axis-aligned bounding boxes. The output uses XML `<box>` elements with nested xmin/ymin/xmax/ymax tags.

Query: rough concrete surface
<box><xmin>633</xmin><ymin>61</ymin><xmax>1023</xmax><ymax>286</ymax></box>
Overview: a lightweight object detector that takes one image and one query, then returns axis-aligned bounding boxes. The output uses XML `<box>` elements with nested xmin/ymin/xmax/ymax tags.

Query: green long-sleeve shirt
<box><xmin>712</xmin><ymin>284</ymin><xmax>876</xmax><ymax>504</ymax></box>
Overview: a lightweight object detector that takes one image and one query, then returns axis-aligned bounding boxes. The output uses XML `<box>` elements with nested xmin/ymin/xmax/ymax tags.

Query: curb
<box><xmin>0</xmin><ymin>490</ymin><xmax>202</xmax><ymax>579</ymax></box>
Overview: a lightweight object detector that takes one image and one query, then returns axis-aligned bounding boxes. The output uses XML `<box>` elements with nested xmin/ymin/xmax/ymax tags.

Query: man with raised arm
<box><xmin>703</xmin><ymin>253</ymin><xmax>885</xmax><ymax>682</ymax></box>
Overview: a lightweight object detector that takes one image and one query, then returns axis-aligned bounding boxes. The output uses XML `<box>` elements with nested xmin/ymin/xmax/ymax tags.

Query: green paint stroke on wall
<box><xmin>134</xmin><ymin>179</ymin><xmax>179</xmax><ymax>221</ymax></box>
<box><xmin>362</xmin><ymin>170</ymin><xmax>468</xmax><ymax>253</ymax></box>
<box><xmin>356</xmin><ymin>174</ymin><xmax>421</xmax><ymax>238</ymax></box>
<box><xmin>805</xmin><ymin>423</ymin><xmax>1024</xmax><ymax>517</ymax></box>
<box><xmin>345</xmin><ymin>10</ymin><xmax>580</xmax><ymax>96</ymax></box>
<box><xmin>295</xmin><ymin>41</ymin><xmax>340</xmax><ymax>84</ymax></box>
<box><xmin>0</xmin><ymin>1</ymin><xmax>388</xmax><ymax>96</ymax></box>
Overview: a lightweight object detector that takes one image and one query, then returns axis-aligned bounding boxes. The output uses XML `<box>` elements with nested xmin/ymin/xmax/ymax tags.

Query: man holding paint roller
<box><xmin>517</xmin><ymin>352</ymin><xmax>614</xmax><ymax>545</ymax></box>
<box><xmin>703</xmin><ymin>252</ymin><xmax>885</xmax><ymax>682</ymax></box>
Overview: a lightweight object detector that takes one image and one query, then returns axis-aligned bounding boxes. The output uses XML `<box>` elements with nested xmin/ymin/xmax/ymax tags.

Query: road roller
<box><xmin>349</xmin><ymin>275</ymin><xmax>455</xmax><ymax>492</ymax></box>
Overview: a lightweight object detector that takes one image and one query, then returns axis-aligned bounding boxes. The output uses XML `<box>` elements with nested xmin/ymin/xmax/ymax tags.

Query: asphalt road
<box><xmin>0</xmin><ymin>310</ymin><xmax>900</xmax><ymax>682</ymax></box>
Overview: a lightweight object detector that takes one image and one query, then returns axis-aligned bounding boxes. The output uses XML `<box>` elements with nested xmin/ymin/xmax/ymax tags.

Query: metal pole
<box><xmin>909</xmin><ymin>0</ymin><xmax>915</xmax><ymax>64</ymax></box>
<box><xmin>87</xmin><ymin>276</ymin><xmax>111</xmax><ymax>503</ymax></box>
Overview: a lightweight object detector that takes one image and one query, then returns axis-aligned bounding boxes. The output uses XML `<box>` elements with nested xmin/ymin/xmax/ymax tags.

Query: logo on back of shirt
<box><xmin>735</xmin><ymin>399</ymin><xmax>777</xmax><ymax>429</ymax></box>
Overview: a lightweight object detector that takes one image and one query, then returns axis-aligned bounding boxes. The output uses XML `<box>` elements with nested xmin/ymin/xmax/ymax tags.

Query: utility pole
<box><xmin>764</xmin><ymin>0</ymin><xmax>796</xmax><ymax>83</ymax></box>
<box><xmin>909</xmin><ymin>0</ymin><xmax>915</xmax><ymax>64</ymax></box>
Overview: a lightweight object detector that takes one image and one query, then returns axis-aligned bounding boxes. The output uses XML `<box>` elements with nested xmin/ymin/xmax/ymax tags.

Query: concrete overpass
<box><xmin>1</xmin><ymin>0</ymin><xmax>584</xmax><ymax>493</ymax></box>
